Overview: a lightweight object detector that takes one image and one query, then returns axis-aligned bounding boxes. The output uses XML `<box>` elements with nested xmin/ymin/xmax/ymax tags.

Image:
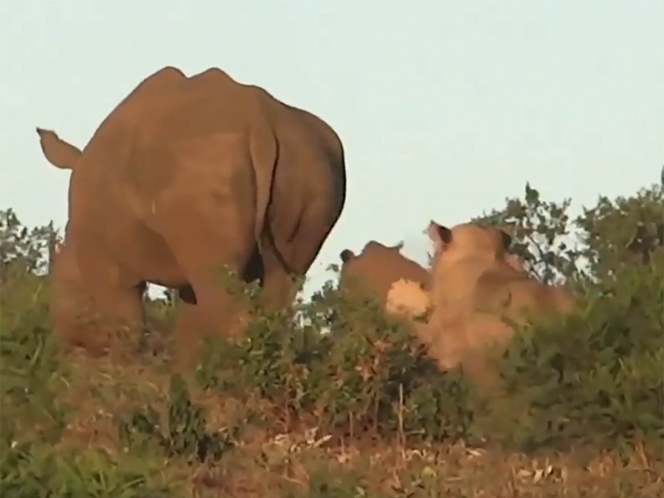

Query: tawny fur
<box><xmin>387</xmin><ymin>221</ymin><xmax>575</xmax><ymax>385</ymax></box>
<box><xmin>385</xmin><ymin>278</ymin><xmax>431</xmax><ymax>319</ymax></box>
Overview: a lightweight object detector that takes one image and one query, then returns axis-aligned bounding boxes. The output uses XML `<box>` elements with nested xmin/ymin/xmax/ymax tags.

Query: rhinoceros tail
<box><xmin>248</xmin><ymin>122</ymin><xmax>278</xmax><ymax>253</ymax></box>
<box><xmin>35</xmin><ymin>127</ymin><xmax>83</xmax><ymax>170</ymax></box>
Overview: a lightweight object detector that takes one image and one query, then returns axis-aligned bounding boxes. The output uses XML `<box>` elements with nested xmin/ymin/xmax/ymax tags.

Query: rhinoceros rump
<box><xmin>37</xmin><ymin>66</ymin><xmax>346</xmax><ymax>364</ymax></box>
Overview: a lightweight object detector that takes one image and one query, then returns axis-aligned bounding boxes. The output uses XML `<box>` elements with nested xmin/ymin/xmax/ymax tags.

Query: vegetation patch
<box><xmin>1</xmin><ymin>182</ymin><xmax>662</xmax><ymax>497</ymax></box>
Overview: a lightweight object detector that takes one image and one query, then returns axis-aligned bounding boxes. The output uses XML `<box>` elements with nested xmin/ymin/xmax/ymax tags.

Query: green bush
<box><xmin>0</xmin><ymin>178</ymin><xmax>662</xmax><ymax>495</ymax></box>
<box><xmin>196</xmin><ymin>292</ymin><xmax>476</xmax><ymax>442</ymax></box>
<box><xmin>0</xmin><ymin>436</ymin><xmax>176</xmax><ymax>498</ymax></box>
<box><xmin>117</xmin><ymin>374</ymin><xmax>236</xmax><ymax>463</ymax></box>
<box><xmin>471</xmin><ymin>256</ymin><xmax>664</xmax><ymax>452</ymax></box>
<box><xmin>193</xmin><ymin>182</ymin><xmax>664</xmax><ymax>453</ymax></box>
<box><xmin>0</xmin><ymin>262</ymin><xmax>68</xmax><ymax>445</ymax></box>
<box><xmin>195</xmin><ymin>255</ymin><xmax>663</xmax><ymax>453</ymax></box>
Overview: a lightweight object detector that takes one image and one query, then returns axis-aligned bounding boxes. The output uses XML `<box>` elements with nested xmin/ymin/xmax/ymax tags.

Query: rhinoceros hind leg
<box><xmin>86</xmin><ymin>284</ymin><xmax>145</xmax><ymax>358</ymax></box>
<box><xmin>260</xmin><ymin>206</ymin><xmax>339</xmax><ymax>312</ymax></box>
<box><xmin>50</xmin><ymin>280</ymin><xmax>144</xmax><ymax>358</ymax></box>
<box><xmin>259</xmin><ymin>238</ymin><xmax>298</xmax><ymax>313</ymax></box>
<box><xmin>158</xmin><ymin>201</ymin><xmax>256</xmax><ymax>365</ymax></box>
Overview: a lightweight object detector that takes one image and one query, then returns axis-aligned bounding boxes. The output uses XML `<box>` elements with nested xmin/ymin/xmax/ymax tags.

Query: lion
<box><xmin>387</xmin><ymin>220</ymin><xmax>575</xmax><ymax>384</ymax></box>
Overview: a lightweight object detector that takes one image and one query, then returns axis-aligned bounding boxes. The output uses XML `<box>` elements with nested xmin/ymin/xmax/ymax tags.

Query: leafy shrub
<box><xmin>193</xmin><ymin>182</ymin><xmax>664</xmax><ymax>454</ymax></box>
<box><xmin>1</xmin><ymin>178</ymin><xmax>663</xmax><ymax>470</ymax></box>
<box><xmin>578</xmin><ymin>185</ymin><xmax>663</xmax><ymax>280</ymax></box>
<box><xmin>0</xmin><ymin>436</ymin><xmax>175</xmax><ymax>498</ymax></box>
<box><xmin>196</xmin><ymin>289</ymin><xmax>477</xmax><ymax>443</ymax></box>
<box><xmin>0</xmin><ymin>208</ymin><xmax>58</xmax><ymax>282</ymax></box>
<box><xmin>0</xmin><ymin>232</ymin><xmax>68</xmax><ymax>444</ymax></box>
<box><xmin>0</xmin><ymin>318</ymin><xmax>67</xmax><ymax>445</ymax></box>
<box><xmin>117</xmin><ymin>374</ymin><xmax>236</xmax><ymax>463</ymax></box>
<box><xmin>472</xmin><ymin>253</ymin><xmax>664</xmax><ymax>452</ymax></box>
<box><xmin>472</xmin><ymin>183</ymin><xmax>583</xmax><ymax>285</ymax></box>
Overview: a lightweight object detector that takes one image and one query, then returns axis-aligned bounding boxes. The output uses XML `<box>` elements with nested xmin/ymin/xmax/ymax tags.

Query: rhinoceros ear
<box><xmin>496</xmin><ymin>223</ymin><xmax>517</xmax><ymax>249</ymax></box>
<box><xmin>340</xmin><ymin>249</ymin><xmax>355</xmax><ymax>263</ymax></box>
<box><xmin>36</xmin><ymin>127</ymin><xmax>82</xmax><ymax>170</ymax></box>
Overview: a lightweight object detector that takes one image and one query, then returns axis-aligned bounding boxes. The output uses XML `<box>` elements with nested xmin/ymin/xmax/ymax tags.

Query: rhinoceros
<box><xmin>338</xmin><ymin>241</ymin><xmax>430</xmax><ymax>306</ymax></box>
<box><xmin>37</xmin><ymin>66</ymin><xmax>347</xmax><ymax>363</ymax></box>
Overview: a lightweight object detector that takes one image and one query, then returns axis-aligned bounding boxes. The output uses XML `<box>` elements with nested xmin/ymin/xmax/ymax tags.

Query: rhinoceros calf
<box><xmin>338</xmin><ymin>241</ymin><xmax>430</xmax><ymax>307</ymax></box>
<box><xmin>37</xmin><ymin>66</ymin><xmax>346</xmax><ymax>364</ymax></box>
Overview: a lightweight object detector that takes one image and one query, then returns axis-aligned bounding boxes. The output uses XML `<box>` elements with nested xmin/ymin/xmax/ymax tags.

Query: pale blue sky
<box><xmin>1</xmin><ymin>1</ymin><xmax>662</xmax><ymax>296</ymax></box>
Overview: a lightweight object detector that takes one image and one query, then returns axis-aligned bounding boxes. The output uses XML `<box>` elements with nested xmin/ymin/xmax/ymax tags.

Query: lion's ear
<box><xmin>498</xmin><ymin>229</ymin><xmax>512</xmax><ymax>250</ymax></box>
<box><xmin>428</xmin><ymin>220</ymin><xmax>452</xmax><ymax>254</ymax></box>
